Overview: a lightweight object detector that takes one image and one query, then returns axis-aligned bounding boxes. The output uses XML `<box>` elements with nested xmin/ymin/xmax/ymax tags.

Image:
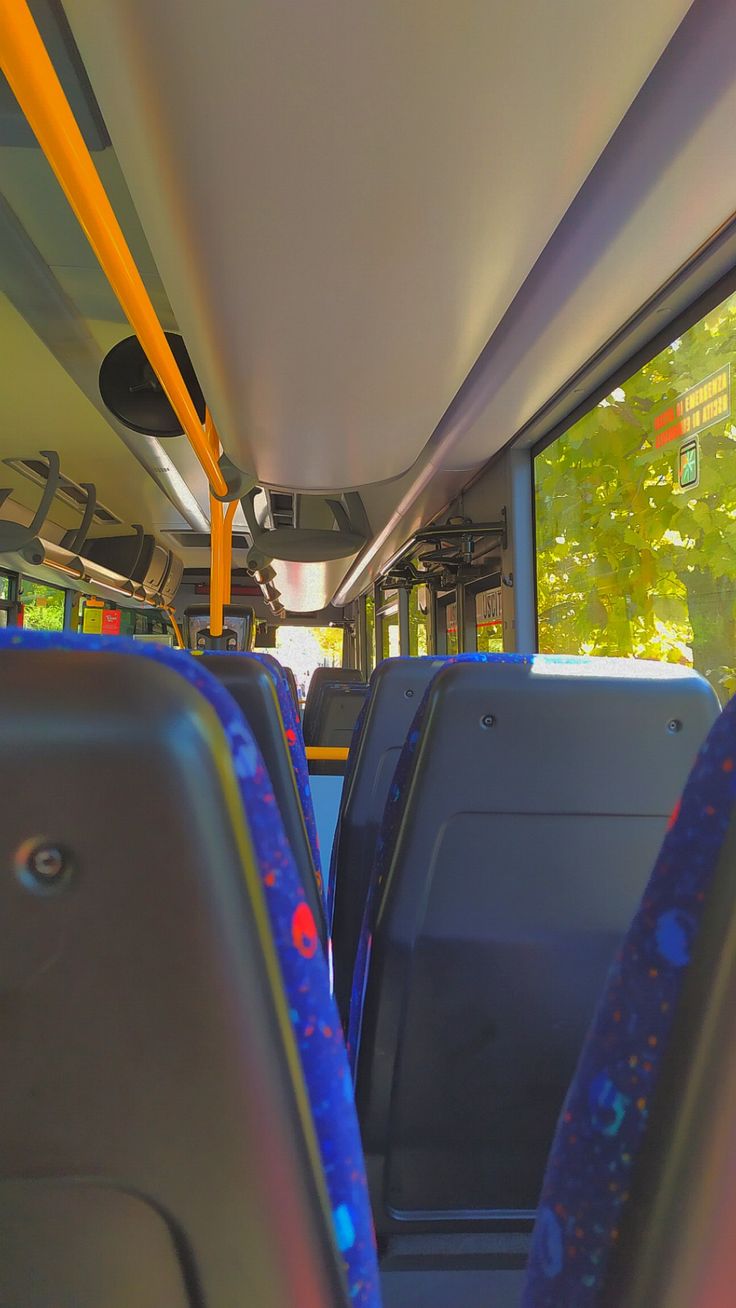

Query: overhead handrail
<box><xmin>60</xmin><ymin>481</ymin><xmax>97</xmax><ymax>554</ymax></box>
<box><xmin>163</xmin><ymin>606</ymin><xmax>186</xmax><ymax>650</ymax></box>
<box><xmin>0</xmin><ymin>0</ymin><xmax>227</xmax><ymax>499</ymax></box>
<box><xmin>0</xmin><ymin>448</ymin><xmax>60</xmax><ymax>559</ymax></box>
<box><xmin>126</xmin><ymin>523</ymin><xmax>146</xmax><ymax>583</ymax></box>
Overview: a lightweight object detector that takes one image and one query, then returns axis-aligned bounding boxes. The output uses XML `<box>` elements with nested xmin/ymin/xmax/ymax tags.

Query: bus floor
<box><xmin>381</xmin><ymin>1267</ymin><xmax>525</xmax><ymax>1306</ymax></box>
<box><xmin>380</xmin><ymin>1233</ymin><xmax>528</xmax><ymax>1307</ymax></box>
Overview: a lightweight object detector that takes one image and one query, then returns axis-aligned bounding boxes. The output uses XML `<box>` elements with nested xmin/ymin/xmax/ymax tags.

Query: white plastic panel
<box><xmin>64</xmin><ymin>0</ymin><xmax>692</xmax><ymax>490</ymax></box>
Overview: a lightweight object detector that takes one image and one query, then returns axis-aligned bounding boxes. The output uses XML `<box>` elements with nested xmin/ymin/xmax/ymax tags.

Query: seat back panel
<box><xmin>332</xmin><ymin>658</ymin><xmax>447</xmax><ymax>1018</ymax></box>
<box><xmin>355</xmin><ymin>656</ymin><xmax>719</xmax><ymax>1229</ymax></box>
<box><xmin>0</xmin><ymin>646</ymin><xmax>347</xmax><ymax>1308</ymax></box>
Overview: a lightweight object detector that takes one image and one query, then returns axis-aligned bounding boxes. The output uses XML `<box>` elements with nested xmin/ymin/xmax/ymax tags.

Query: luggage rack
<box><xmin>380</xmin><ymin>512</ymin><xmax>507</xmax><ymax>591</ymax></box>
<box><xmin>0</xmin><ymin>450</ymin><xmax>180</xmax><ymax>612</ymax></box>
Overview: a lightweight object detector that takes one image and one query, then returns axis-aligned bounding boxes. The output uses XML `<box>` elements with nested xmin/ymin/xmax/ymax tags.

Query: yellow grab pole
<box><xmin>0</xmin><ymin>0</ymin><xmax>227</xmax><ymax>497</ymax></box>
<box><xmin>205</xmin><ymin>409</ymin><xmax>224</xmax><ymax>637</ymax></box>
<box><xmin>222</xmin><ymin>500</ymin><xmax>238</xmax><ymax>605</ymax></box>
<box><xmin>164</xmin><ymin>606</ymin><xmax>186</xmax><ymax>650</ymax></box>
<box><xmin>209</xmin><ymin>498</ymin><xmax>224</xmax><ymax>637</ymax></box>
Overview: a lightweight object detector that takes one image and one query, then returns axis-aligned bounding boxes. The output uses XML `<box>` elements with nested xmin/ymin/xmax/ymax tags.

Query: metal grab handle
<box><xmin>61</xmin><ymin>481</ymin><xmax>97</xmax><ymax>554</ymax></box>
<box><xmin>0</xmin><ymin>449</ymin><xmax>60</xmax><ymax>552</ymax></box>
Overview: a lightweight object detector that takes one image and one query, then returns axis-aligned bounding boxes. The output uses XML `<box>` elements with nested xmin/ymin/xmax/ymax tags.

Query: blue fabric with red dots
<box><xmin>202</xmin><ymin>650</ymin><xmax>324</xmax><ymax>909</ymax></box>
<box><xmin>523</xmin><ymin>689</ymin><xmax>736</xmax><ymax>1307</ymax></box>
<box><xmin>0</xmin><ymin>629</ymin><xmax>378</xmax><ymax>1308</ymax></box>
<box><xmin>347</xmin><ymin>652</ymin><xmax>533</xmax><ymax>1070</ymax></box>
<box><xmin>250</xmin><ymin>651</ymin><xmax>323</xmax><ymax>904</ymax></box>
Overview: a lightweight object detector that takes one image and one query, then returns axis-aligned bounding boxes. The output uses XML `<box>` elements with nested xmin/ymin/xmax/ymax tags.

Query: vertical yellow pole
<box><xmin>206</xmin><ymin>410</ymin><xmax>224</xmax><ymax>637</ymax></box>
<box><xmin>165</xmin><ymin>607</ymin><xmax>186</xmax><ymax>650</ymax></box>
<box><xmin>222</xmin><ymin>500</ymin><xmax>238</xmax><ymax>605</ymax></box>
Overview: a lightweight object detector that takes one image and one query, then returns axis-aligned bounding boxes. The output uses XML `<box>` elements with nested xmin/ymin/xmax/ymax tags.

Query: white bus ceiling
<box><xmin>2</xmin><ymin>0</ymin><xmax>735</xmax><ymax>611</ymax></box>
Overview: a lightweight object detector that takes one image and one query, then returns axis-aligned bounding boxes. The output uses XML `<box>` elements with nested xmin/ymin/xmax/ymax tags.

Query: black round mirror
<box><xmin>99</xmin><ymin>333</ymin><xmax>206</xmax><ymax>436</ymax></box>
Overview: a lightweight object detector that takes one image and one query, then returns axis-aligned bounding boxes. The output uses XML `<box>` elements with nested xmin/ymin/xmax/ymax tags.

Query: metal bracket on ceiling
<box><xmin>0</xmin><ymin>449</ymin><xmax>61</xmax><ymax>560</ymax></box>
<box><xmin>60</xmin><ymin>482</ymin><xmax>97</xmax><ymax>554</ymax></box>
<box><xmin>380</xmin><ymin>508</ymin><xmax>508</xmax><ymax>589</ymax></box>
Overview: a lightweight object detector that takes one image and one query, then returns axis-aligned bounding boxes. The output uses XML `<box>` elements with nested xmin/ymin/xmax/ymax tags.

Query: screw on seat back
<box><xmin>0</xmin><ymin>637</ymin><xmax>348</xmax><ymax>1308</ymax></box>
<box><xmin>523</xmin><ymin>689</ymin><xmax>736</xmax><ymax>1307</ymax></box>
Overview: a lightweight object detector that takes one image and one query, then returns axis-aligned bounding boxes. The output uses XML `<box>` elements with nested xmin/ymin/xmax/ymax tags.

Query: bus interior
<box><xmin>1</xmin><ymin>2</ymin><xmax>736</xmax><ymax>1305</ymax></box>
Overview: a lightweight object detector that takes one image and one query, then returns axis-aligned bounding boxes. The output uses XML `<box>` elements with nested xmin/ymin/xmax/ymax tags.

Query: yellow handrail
<box><xmin>0</xmin><ymin>0</ymin><xmax>228</xmax><ymax>498</ymax></box>
<box><xmin>305</xmin><ymin>746</ymin><xmax>350</xmax><ymax>762</ymax></box>
<box><xmin>163</xmin><ymin>606</ymin><xmax>186</xmax><ymax>650</ymax></box>
<box><xmin>222</xmin><ymin>500</ymin><xmax>238</xmax><ymax>605</ymax></box>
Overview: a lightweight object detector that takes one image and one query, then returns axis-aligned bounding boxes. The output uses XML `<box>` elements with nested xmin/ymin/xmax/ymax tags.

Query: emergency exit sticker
<box><xmin>678</xmin><ymin>437</ymin><xmax>699</xmax><ymax>491</ymax></box>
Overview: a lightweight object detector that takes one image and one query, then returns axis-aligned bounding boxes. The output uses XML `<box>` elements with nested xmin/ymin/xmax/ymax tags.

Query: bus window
<box><xmin>443</xmin><ymin>597</ymin><xmax>458</xmax><ymax>655</ymax></box>
<box><xmin>19</xmin><ymin>578</ymin><xmax>65</xmax><ymax>631</ymax></box>
<box><xmin>535</xmin><ymin>286</ymin><xmax>736</xmax><ymax>699</ymax></box>
<box><xmin>409</xmin><ymin>587</ymin><xmax>429</xmax><ymax>656</ymax></box>
<box><xmin>381</xmin><ymin>595</ymin><xmax>400</xmax><ymax>659</ymax></box>
<box><xmin>475</xmin><ymin>584</ymin><xmax>503</xmax><ymax>653</ymax></box>
<box><xmin>0</xmin><ymin>572</ymin><xmax>12</xmax><ymax>628</ymax></box>
<box><xmin>274</xmin><ymin>624</ymin><xmax>343</xmax><ymax>705</ymax></box>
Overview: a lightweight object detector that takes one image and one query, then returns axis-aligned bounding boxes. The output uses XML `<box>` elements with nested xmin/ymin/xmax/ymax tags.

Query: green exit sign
<box><xmin>678</xmin><ymin>437</ymin><xmax>699</xmax><ymax>490</ymax></box>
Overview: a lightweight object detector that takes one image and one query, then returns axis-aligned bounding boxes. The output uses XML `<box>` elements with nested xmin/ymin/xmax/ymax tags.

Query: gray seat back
<box><xmin>355</xmin><ymin>656</ymin><xmax>719</xmax><ymax>1232</ymax></box>
<box><xmin>332</xmin><ymin>657</ymin><xmax>447</xmax><ymax>1021</ymax></box>
<box><xmin>0</xmin><ymin>647</ymin><xmax>348</xmax><ymax>1307</ymax></box>
<box><xmin>315</xmin><ymin>683</ymin><xmax>369</xmax><ymax>748</ymax></box>
<box><xmin>304</xmin><ymin>666</ymin><xmax>362</xmax><ymax>744</ymax></box>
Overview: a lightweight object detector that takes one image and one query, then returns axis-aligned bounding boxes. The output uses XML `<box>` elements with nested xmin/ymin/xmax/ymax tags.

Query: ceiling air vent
<box><xmin>168</xmin><ymin>531</ymin><xmax>250</xmax><ymax>549</ymax></box>
<box><xmin>4</xmin><ymin>457</ymin><xmax>121</xmax><ymax>525</ymax></box>
<box><xmin>268</xmin><ymin>491</ymin><xmax>295</xmax><ymax>529</ymax></box>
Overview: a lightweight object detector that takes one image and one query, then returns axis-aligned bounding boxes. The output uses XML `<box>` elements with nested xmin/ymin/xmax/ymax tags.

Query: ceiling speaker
<box><xmin>99</xmin><ymin>333</ymin><xmax>205</xmax><ymax>436</ymax></box>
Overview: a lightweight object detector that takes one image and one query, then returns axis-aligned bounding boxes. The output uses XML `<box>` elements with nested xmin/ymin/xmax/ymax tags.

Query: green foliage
<box><xmin>20</xmin><ymin>580</ymin><xmax>65</xmax><ymax>631</ymax></box>
<box><xmin>536</xmin><ymin>289</ymin><xmax>736</xmax><ymax>698</ymax></box>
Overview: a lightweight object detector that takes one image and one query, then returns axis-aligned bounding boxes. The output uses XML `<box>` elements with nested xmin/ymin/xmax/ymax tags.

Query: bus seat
<box><xmin>524</xmin><ymin>688</ymin><xmax>736</xmax><ymax>1307</ymax></box>
<box><xmin>251</xmin><ymin>651</ymin><xmax>323</xmax><ymax>889</ymax></box>
<box><xmin>331</xmin><ymin>657</ymin><xmax>451</xmax><ymax>1022</ymax></box>
<box><xmin>283</xmin><ymin>664</ymin><xmax>301</xmax><ymax>718</ymax></box>
<box><xmin>304</xmin><ymin>666</ymin><xmax>363</xmax><ymax>745</ymax></box>
<box><xmin>313</xmin><ymin>682</ymin><xmax>370</xmax><ymax>749</ymax></box>
<box><xmin>0</xmin><ymin>629</ymin><xmax>379</xmax><ymax>1308</ymax></box>
<box><xmin>350</xmin><ymin>655</ymin><xmax>719</xmax><ymax>1234</ymax></box>
<box><xmin>201</xmin><ymin>653</ymin><xmax>327</xmax><ymax>936</ymax></box>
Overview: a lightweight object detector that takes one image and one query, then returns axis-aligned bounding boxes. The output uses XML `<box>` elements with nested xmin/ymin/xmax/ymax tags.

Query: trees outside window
<box><xmin>536</xmin><ymin>287</ymin><xmax>736</xmax><ymax>699</ymax></box>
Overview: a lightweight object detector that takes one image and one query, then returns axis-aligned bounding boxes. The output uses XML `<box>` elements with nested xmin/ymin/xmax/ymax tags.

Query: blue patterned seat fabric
<box><xmin>347</xmin><ymin>651</ymin><xmax>534</xmax><ymax>1068</ymax></box>
<box><xmin>522</xmin><ymin>687</ymin><xmax>736</xmax><ymax>1306</ymax></box>
<box><xmin>0</xmin><ymin>629</ymin><xmax>378</xmax><ymax>1308</ymax></box>
<box><xmin>250</xmin><ymin>651</ymin><xmax>324</xmax><ymax>904</ymax></box>
<box><xmin>205</xmin><ymin>650</ymin><xmax>325</xmax><ymax>910</ymax></box>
